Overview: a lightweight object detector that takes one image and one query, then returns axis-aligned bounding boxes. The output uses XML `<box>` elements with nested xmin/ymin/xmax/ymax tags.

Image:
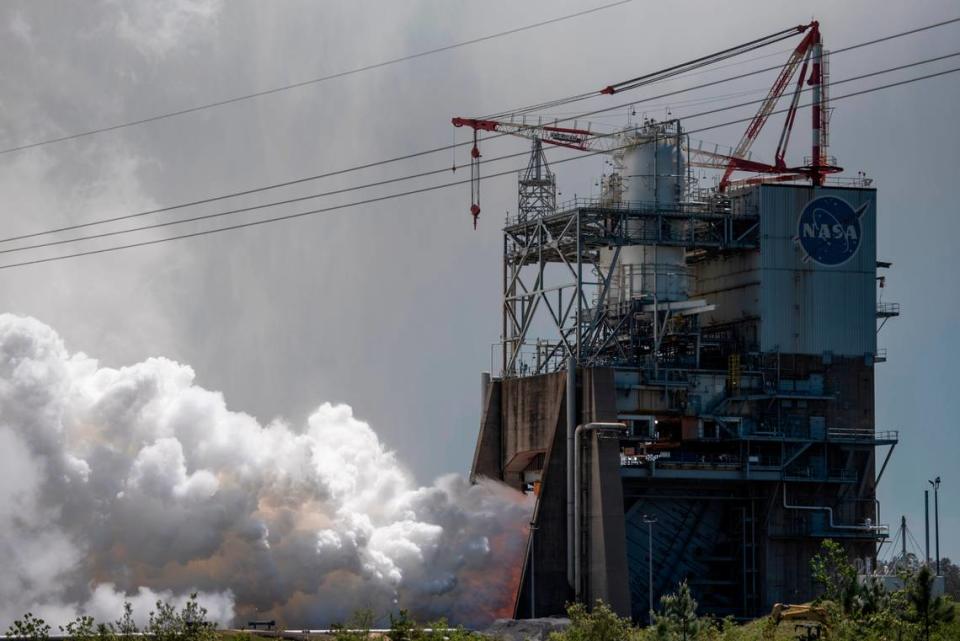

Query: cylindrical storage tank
<box><xmin>622</xmin><ymin>121</ymin><xmax>684</xmax><ymax>207</ymax></box>
<box><xmin>601</xmin><ymin>120</ymin><xmax>688</xmax><ymax>305</ymax></box>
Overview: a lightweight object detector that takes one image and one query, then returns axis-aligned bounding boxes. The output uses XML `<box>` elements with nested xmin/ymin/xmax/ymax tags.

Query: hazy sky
<box><xmin>0</xmin><ymin>0</ymin><xmax>957</xmax><ymax>564</ymax></box>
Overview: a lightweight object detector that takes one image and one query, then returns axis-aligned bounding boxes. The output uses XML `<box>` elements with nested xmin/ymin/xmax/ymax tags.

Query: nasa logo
<box><xmin>795</xmin><ymin>195</ymin><xmax>868</xmax><ymax>266</ymax></box>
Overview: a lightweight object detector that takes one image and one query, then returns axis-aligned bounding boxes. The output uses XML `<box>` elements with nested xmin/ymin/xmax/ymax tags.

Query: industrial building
<box><xmin>459</xmin><ymin>22</ymin><xmax>898</xmax><ymax>621</ymax></box>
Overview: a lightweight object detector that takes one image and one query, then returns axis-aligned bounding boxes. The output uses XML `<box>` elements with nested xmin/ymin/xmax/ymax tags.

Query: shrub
<box><xmin>549</xmin><ymin>600</ymin><xmax>635</xmax><ymax>641</ymax></box>
<box><xmin>5</xmin><ymin>613</ymin><xmax>51</xmax><ymax>641</ymax></box>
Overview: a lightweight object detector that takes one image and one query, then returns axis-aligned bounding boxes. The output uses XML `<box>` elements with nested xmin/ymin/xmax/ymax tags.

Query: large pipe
<box><xmin>782</xmin><ymin>485</ymin><xmax>886</xmax><ymax>532</ymax></box>
<box><xmin>573</xmin><ymin>422</ymin><xmax>627</xmax><ymax>601</ymax></box>
<box><xmin>566</xmin><ymin>355</ymin><xmax>576</xmax><ymax>589</ymax></box>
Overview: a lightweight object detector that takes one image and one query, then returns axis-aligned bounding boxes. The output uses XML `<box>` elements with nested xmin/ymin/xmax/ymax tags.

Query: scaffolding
<box><xmin>500</xmin><ymin>195</ymin><xmax>760</xmax><ymax>377</ymax></box>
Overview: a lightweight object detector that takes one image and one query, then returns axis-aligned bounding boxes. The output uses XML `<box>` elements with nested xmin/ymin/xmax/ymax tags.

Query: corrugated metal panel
<box><xmin>758</xmin><ymin>185</ymin><xmax>876</xmax><ymax>356</ymax></box>
<box><xmin>691</xmin><ymin>251</ymin><xmax>761</xmax><ymax>326</ymax></box>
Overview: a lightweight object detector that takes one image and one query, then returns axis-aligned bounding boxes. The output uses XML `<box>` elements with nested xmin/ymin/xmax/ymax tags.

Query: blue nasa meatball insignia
<box><xmin>795</xmin><ymin>196</ymin><xmax>868</xmax><ymax>266</ymax></box>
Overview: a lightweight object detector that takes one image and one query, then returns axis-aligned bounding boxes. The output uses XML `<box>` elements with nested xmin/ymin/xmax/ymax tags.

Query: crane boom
<box><xmin>451</xmin><ymin>20</ymin><xmax>841</xmax><ymax>225</ymax></box>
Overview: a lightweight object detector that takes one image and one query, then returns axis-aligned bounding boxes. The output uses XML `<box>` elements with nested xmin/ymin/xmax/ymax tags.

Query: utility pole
<box><xmin>643</xmin><ymin>514</ymin><xmax>657</xmax><ymax>624</ymax></box>
<box><xmin>929</xmin><ymin>477</ymin><xmax>940</xmax><ymax>574</ymax></box>
<box><xmin>901</xmin><ymin>515</ymin><xmax>907</xmax><ymax>566</ymax></box>
<box><xmin>924</xmin><ymin>490</ymin><xmax>930</xmax><ymax>568</ymax></box>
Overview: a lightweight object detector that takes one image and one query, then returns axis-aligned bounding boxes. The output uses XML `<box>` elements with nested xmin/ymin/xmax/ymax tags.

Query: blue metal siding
<box><xmin>758</xmin><ymin>185</ymin><xmax>877</xmax><ymax>356</ymax></box>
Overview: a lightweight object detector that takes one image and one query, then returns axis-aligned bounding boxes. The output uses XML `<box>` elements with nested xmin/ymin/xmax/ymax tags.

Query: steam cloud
<box><xmin>0</xmin><ymin>315</ymin><xmax>530</xmax><ymax>629</ymax></box>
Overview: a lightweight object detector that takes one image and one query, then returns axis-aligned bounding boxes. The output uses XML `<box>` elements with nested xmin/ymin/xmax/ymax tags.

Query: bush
<box><xmin>5</xmin><ymin>613</ymin><xmax>51</xmax><ymax>641</ymax></box>
<box><xmin>147</xmin><ymin>593</ymin><xmax>218</xmax><ymax>641</ymax></box>
<box><xmin>549</xmin><ymin>601</ymin><xmax>635</xmax><ymax>641</ymax></box>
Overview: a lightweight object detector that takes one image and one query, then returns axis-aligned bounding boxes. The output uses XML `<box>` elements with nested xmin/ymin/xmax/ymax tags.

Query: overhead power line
<box><xmin>481</xmin><ymin>23</ymin><xmax>804</xmax><ymax>121</ymax></box>
<box><xmin>2</xmin><ymin>49</ymin><xmax>956</xmax><ymax>258</ymax></box>
<box><xmin>4</xmin><ymin>16</ymin><xmax>957</xmax><ymax>247</ymax></box>
<box><xmin>486</xmin><ymin>15</ymin><xmax>960</xmax><ymax>120</ymax></box>
<box><xmin>0</xmin><ymin>64</ymin><xmax>956</xmax><ymax>272</ymax></box>
<box><xmin>0</xmin><ymin>0</ymin><xmax>632</xmax><ymax>157</ymax></box>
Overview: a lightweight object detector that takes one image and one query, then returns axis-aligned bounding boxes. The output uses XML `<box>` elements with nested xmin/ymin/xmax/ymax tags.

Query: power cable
<box><xmin>481</xmin><ymin>24</ymin><xmax>804</xmax><ymax>120</ymax></box>
<box><xmin>0</xmin><ymin>0</ymin><xmax>633</xmax><ymax>157</ymax></box>
<box><xmin>2</xmin><ymin>50</ymin><xmax>957</xmax><ymax>258</ymax></box>
<box><xmin>0</xmin><ymin>64</ymin><xmax>955</xmax><ymax>271</ymax></box>
<box><xmin>544</xmin><ymin>18</ymin><xmax>960</xmax><ymax>134</ymax></box>
<box><xmin>4</xmin><ymin>18</ymin><xmax>956</xmax><ymax>248</ymax></box>
<box><xmin>483</xmin><ymin>16</ymin><xmax>960</xmax><ymax>120</ymax></box>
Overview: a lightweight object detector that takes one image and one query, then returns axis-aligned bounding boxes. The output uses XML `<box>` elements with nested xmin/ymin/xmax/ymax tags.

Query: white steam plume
<box><xmin>0</xmin><ymin>315</ymin><xmax>531</xmax><ymax>629</ymax></box>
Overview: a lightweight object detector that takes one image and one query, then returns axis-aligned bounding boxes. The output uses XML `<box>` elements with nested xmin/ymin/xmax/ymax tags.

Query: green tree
<box><xmin>112</xmin><ymin>602</ymin><xmax>138</xmax><ymax>639</ymax></box>
<box><xmin>333</xmin><ymin>608</ymin><xmax>375</xmax><ymax>641</ymax></box>
<box><xmin>5</xmin><ymin>613</ymin><xmax>51</xmax><ymax>641</ymax></box>
<box><xmin>60</xmin><ymin>616</ymin><xmax>97</xmax><ymax>641</ymax></box>
<box><xmin>653</xmin><ymin>582</ymin><xmax>703</xmax><ymax>641</ymax></box>
<box><xmin>148</xmin><ymin>600</ymin><xmax>181</xmax><ymax>641</ymax></box>
<box><xmin>147</xmin><ymin>593</ymin><xmax>217</xmax><ymax>641</ymax></box>
<box><xmin>180</xmin><ymin>594</ymin><xmax>217</xmax><ymax>641</ymax></box>
<box><xmin>810</xmin><ymin>539</ymin><xmax>858</xmax><ymax>613</ymax></box>
<box><xmin>939</xmin><ymin>558</ymin><xmax>959</xmax><ymax>601</ymax></box>
<box><xmin>387</xmin><ymin>609</ymin><xmax>423</xmax><ymax>641</ymax></box>
<box><xmin>548</xmin><ymin>601</ymin><xmax>634</xmax><ymax>641</ymax></box>
<box><xmin>423</xmin><ymin>618</ymin><xmax>481</xmax><ymax>641</ymax></box>
<box><xmin>904</xmin><ymin>566</ymin><xmax>955</xmax><ymax>641</ymax></box>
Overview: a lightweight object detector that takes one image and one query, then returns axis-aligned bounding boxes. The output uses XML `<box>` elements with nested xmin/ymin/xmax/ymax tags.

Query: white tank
<box><xmin>601</xmin><ymin>120</ymin><xmax>688</xmax><ymax>305</ymax></box>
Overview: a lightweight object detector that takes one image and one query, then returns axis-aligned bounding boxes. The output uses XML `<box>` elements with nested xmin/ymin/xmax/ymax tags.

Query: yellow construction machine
<box><xmin>767</xmin><ymin>603</ymin><xmax>830</xmax><ymax>641</ymax></box>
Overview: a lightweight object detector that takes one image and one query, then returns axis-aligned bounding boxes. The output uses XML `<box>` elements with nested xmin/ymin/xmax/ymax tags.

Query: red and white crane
<box><xmin>452</xmin><ymin>20</ymin><xmax>839</xmax><ymax>227</ymax></box>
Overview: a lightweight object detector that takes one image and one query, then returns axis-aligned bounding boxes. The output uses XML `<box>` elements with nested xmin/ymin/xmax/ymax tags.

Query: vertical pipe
<box><xmin>574</xmin><ymin>430</ymin><xmax>581</xmax><ymax>602</ymax></box>
<box><xmin>925</xmin><ymin>490</ymin><xmax>930</xmax><ymax>567</ymax></box>
<box><xmin>566</xmin><ymin>355</ymin><xmax>576</xmax><ymax>590</ymax></box>
<box><xmin>652</xmin><ymin>293</ymin><xmax>659</xmax><ymax>377</ymax></box>
<box><xmin>573</xmin><ymin>423</ymin><xmax>626</xmax><ymax>602</ymax></box>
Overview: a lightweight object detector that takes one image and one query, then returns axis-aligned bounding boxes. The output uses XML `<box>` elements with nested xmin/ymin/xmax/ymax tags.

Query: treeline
<box><xmin>5</xmin><ymin>595</ymin><xmax>217</xmax><ymax>641</ymax></box>
<box><xmin>5</xmin><ymin>543</ymin><xmax>959</xmax><ymax>641</ymax></box>
<box><xmin>335</xmin><ymin>540</ymin><xmax>958</xmax><ymax>641</ymax></box>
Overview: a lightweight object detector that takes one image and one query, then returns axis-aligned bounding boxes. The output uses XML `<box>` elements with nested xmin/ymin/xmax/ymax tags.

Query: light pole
<box><xmin>928</xmin><ymin>477</ymin><xmax>940</xmax><ymax>575</ymax></box>
<box><xmin>643</xmin><ymin>514</ymin><xmax>657</xmax><ymax>624</ymax></box>
<box><xmin>925</xmin><ymin>490</ymin><xmax>930</xmax><ymax>568</ymax></box>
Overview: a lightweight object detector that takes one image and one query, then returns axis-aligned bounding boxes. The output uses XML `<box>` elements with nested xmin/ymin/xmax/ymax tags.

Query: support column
<box><xmin>566</xmin><ymin>355</ymin><xmax>576</xmax><ymax>589</ymax></box>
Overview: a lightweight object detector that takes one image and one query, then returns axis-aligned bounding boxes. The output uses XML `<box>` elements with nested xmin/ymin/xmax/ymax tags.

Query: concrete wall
<box><xmin>497</xmin><ymin>368</ymin><xmax>630</xmax><ymax>619</ymax></box>
<box><xmin>500</xmin><ymin>372</ymin><xmax>567</xmax><ymax>489</ymax></box>
<box><xmin>514</xmin><ymin>396</ymin><xmax>571</xmax><ymax>618</ymax></box>
<box><xmin>471</xmin><ymin>379</ymin><xmax>502</xmax><ymax>482</ymax></box>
